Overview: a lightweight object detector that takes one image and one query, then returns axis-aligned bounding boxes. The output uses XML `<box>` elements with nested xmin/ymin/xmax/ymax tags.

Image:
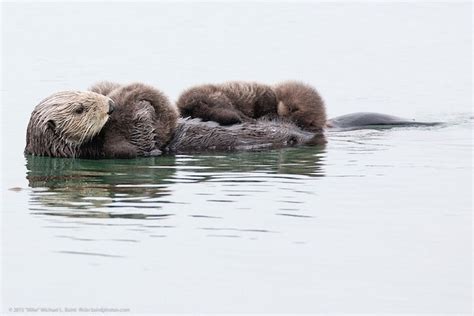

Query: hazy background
<box><xmin>1</xmin><ymin>1</ymin><xmax>472</xmax><ymax>314</ymax></box>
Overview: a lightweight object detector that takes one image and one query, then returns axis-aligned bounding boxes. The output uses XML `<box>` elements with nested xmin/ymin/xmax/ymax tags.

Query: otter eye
<box><xmin>74</xmin><ymin>105</ymin><xmax>85</xmax><ymax>115</ymax></box>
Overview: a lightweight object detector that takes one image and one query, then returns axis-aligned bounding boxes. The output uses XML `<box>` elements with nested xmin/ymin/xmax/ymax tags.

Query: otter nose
<box><xmin>107</xmin><ymin>100</ymin><xmax>115</xmax><ymax>115</ymax></box>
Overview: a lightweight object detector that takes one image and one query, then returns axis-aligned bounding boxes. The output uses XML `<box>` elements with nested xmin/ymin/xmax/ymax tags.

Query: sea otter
<box><xmin>177</xmin><ymin>82</ymin><xmax>279</xmax><ymax>125</ymax></box>
<box><xmin>176</xmin><ymin>81</ymin><xmax>327</xmax><ymax>132</ymax></box>
<box><xmin>25</xmin><ymin>81</ymin><xmax>440</xmax><ymax>159</ymax></box>
<box><xmin>25</xmin><ymin>82</ymin><xmax>324</xmax><ymax>158</ymax></box>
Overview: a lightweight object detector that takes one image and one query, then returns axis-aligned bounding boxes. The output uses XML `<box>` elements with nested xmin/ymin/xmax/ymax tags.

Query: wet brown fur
<box><xmin>273</xmin><ymin>81</ymin><xmax>327</xmax><ymax>132</ymax></box>
<box><xmin>91</xmin><ymin>82</ymin><xmax>178</xmax><ymax>157</ymax></box>
<box><xmin>177</xmin><ymin>81</ymin><xmax>327</xmax><ymax>132</ymax></box>
<box><xmin>177</xmin><ymin>81</ymin><xmax>279</xmax><ymax>125</ymax></box>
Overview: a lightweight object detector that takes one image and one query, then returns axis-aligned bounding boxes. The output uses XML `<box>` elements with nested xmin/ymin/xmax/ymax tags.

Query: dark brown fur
<box><xmin>274</xmin><ymin>81</ymin><xmax>327</xmax><ymax>132</ymax></box>
<box><xmin>83</xmin><ymin>82</ymin><xmax>178</xmax><ymax>158</ymax></box>
<box><xmin>177</xmin><ymin>81</ymin><xmax>327</xmax><ymax>132</ymax></box>
<box><xmin>176</xmin><ymin>82</ymin><xmax>279</xmax><ymax>125</ymax></box>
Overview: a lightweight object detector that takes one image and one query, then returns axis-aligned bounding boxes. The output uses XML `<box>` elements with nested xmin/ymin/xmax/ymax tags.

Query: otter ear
<box><xmin>47</xmin><ymin>120</ymin><xmax>56</xmax><ymax>130</ymax></box>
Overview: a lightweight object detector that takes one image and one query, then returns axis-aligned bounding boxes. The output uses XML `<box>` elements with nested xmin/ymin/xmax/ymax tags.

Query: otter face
<box><xmin>33</xmin><ymin>91</ymin><xmax>114</xmax><ymax>145</ymax></box>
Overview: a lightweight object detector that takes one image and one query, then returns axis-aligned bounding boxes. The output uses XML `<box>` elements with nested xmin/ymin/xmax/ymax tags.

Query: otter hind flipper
<box><xmin>327</xmin><ymin>112</ymin><xmax>442</xmax><ymax>130</ymax></box>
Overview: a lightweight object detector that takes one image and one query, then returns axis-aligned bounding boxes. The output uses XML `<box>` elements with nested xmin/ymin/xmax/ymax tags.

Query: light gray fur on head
<box><xmin>25</xmin><ymin>91</ymin><xmax>112</xmax><ymax>157</ymax></box>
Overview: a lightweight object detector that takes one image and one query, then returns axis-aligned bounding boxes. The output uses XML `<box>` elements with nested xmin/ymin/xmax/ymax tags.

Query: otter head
<box><xmin>277</xmin><ymin>100</ymin><xmax>323</xmax><ymax>132</ymax></box>
<box><xmin>275</xmin><ymin>81</ymin><xmax>327</xmax><ymax>133</ymax></box>
<box><xmin>25</xmin><ymin>91</ymin><xmax>115</xmax><ymax>157</ymax></box>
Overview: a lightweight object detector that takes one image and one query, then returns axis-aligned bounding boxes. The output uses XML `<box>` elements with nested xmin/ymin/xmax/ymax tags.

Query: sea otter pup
<box><xmin>25</xmin><ymin>82</ymin><xmax>178</xmax><ymax>158</ymax></box>
<box><xmin>176</xmin><ymin>81</ymin><xmax>327</xmax><ymax>132</ymax></box>
<box><xmin>89</xmin><ymin>82</ymin><xmax>178</xmax><ymax>153</ymax></box>
<box><xmin>176</xmin><ymin>81</ymin><xmax>279</xmax><ymax>125</ymax></box>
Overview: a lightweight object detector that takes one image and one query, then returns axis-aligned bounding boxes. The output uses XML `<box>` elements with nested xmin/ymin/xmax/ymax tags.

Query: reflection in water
<box><xmin>24</xmin><ymin>148</ymin><xmax>326</xmax><ymax>257</ymax></box>
<box><xmin>26</xmin><ymin>155</ymin><xmax>177</xmax><ymax>218</ymax></box>
<box><xmin>25</xmin><ymin>147</ymin><xmax>326</xmax><ymax>219</ymax></box>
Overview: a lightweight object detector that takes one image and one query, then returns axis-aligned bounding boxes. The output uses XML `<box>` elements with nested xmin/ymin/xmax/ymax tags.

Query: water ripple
<box><xmin>56</xmin><ymin>250</ymin><xmax>124</xmax><ymax>258</ymax></box>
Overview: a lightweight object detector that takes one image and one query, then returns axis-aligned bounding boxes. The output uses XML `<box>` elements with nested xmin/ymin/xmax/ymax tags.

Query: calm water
<box><xmin>1</xmin><ymin>2</ymin><xmax>472</xmax><ymax>314</ymax></box>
